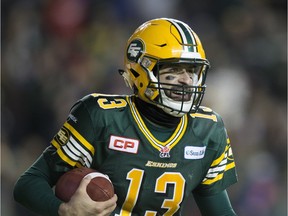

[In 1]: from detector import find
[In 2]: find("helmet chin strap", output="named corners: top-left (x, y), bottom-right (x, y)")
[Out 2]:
top-left (161, 106), bottom-right (185, 117)
top-left (159, 89), bottom-right (193, 117)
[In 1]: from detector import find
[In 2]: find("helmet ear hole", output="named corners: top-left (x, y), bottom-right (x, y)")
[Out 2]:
top-left (130, 68), bottom-right (140, 78)
top-left (140, 83), bottom-right (143, 88)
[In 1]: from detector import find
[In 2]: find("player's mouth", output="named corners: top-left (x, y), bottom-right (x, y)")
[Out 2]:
top-left (164, 88), bottom-right (192, 101)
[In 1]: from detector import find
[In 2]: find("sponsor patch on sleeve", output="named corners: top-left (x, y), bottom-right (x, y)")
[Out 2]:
top-left (184, 146), bottom-right (206, 159)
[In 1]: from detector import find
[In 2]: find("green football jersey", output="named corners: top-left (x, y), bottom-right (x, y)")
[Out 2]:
top-left (49, 93), bottom-right (237, 216)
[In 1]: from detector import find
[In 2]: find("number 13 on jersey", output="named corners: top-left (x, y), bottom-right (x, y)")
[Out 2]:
top-left (116, 168), bottom-right (186, 216)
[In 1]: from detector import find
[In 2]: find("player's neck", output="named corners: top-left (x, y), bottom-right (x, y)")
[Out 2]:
top-left (134, 97), bottom-right (181, 128)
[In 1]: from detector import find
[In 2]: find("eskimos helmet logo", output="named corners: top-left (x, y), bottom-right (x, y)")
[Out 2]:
top-left (127, 39), bottom-right (144, 62)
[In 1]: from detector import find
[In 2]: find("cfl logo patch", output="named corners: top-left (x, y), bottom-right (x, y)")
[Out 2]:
top-left (128, 43), bottom-right (141, 57)
top-left (159, 146), bottom-right (171, 158)
top-left (127, 39), bottom-right (144, 62)
top-left (55, 127), bottom-right (70, 146)
top-left (108, 135), bottom-right (139, 154)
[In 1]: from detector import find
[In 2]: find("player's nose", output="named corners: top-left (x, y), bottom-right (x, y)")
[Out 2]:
top-left (178, 70), bottom-right (192, 85)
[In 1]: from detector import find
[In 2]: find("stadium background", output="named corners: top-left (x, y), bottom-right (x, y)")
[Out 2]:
top-left (1, 0), bottom-right (287, 215)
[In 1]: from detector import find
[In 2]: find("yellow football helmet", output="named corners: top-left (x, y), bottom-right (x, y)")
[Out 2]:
top-left (121, 18), bottom-right (210, 117)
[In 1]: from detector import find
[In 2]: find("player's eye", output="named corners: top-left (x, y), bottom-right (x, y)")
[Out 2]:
top-left (165, 75), bottom-right (176, 80)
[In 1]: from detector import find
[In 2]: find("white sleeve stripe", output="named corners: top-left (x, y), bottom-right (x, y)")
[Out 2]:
top-left (61, 138), bottom-right (93, 167)
top-left (205, 166), bottom-right (227, 178)
top-left (62, 145), bottom-right (81, 162)
top-left (204, 155), bottom-right (228, 179)
top-left (206, 164), bottom-right (227, 174)
top-left (70, 136), bottom-right (93, 164)
top-left (65, 141), bottom-right (90, 167)
top-left (205, 173), bottom-right (217, 178)
top-left (218, 157), bottom-right (227, 166)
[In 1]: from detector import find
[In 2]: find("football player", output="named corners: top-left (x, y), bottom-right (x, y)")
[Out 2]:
top-left (14, 18), bottom-right (238, 216)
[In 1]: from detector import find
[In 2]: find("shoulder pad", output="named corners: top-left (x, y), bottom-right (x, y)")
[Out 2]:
top-left (197, 106), bottom-right (214, 114)
top-left (81, 93), bottom-right (129, 110)
top-left (189, 106), bottom-right (222, 123)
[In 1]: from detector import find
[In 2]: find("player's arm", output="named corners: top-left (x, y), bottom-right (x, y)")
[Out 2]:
top-left (192, 110), bottom-right (238, 215)
top-left (13, 153), bottom-right (62, 216)
top-left (14, 99), bottom-right (91, 215)
top-left (193, 190), bottom-right (237, 216)
top-left (14, 151), bottom-right (117, 216)
top-left (14, 96), bottom-right (116, 215)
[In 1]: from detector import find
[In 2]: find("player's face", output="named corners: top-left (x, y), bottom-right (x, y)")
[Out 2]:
top-left (158, 64), bottom-right (200, 101)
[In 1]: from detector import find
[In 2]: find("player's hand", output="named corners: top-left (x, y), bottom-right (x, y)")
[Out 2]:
top-left (58, 175), bottom-right (117, 216)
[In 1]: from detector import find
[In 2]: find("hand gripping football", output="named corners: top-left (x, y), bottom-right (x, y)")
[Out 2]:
top-left (55, 167), bottom-right (114, 202)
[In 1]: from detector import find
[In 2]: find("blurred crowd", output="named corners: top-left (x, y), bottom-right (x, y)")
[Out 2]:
top-left (1, 0), bottom-right (287, 215)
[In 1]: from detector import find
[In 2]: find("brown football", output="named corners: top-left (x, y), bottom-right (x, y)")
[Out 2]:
top-left (55, 167), bottom-right (114, 202)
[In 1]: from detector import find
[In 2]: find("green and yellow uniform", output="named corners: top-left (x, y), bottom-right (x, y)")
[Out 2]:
top-left (14, 93), bottom-right (237, 216)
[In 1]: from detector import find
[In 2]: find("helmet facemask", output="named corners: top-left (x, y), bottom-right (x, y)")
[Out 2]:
top-left (145, 58), bottom-right (209, 117)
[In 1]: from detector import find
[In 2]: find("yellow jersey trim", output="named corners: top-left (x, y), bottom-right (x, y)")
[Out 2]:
top-left (63, 122), bottom-right (95, 155)
top-left (127, 96), bottom-right (187, 151)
